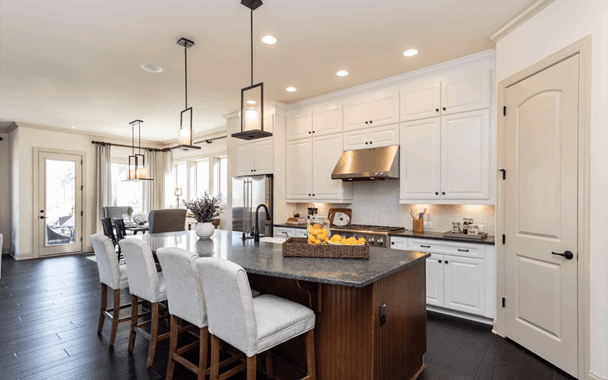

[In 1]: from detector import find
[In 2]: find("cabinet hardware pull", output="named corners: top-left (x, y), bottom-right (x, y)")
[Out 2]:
top-left (308, 194), bottom-right (311, 196)
top-left (312, 194), bottom-right (315, 196)
top-left (308, 131), bottom-right (312, 134)
top-left (421, 245), bottom-right (431, 248)
top-left (312, 131), bottom-right (315, 133)
top-left (438, 260), bottom-right (442, 263)
top-left (458, 249), bottom-right (469, 252)
top-left (365, 121), bottom-right (369, 124)
top-left (365, 142), bottom-right (369, 145)
top-left (435, 108), bottom-right (439, 112)
top-left (370, 120), bottom-right (373, 123)
top-left (435, 192), bottom-right (439, 195)
top-left (391, 242), bottom-right (395, 245)
top-left (443, 107), bottom-right (446, 111)
top-left (369, 141), bottom-right (373, 144)
top-left (442, 192), bottom-right (446, 195)
top-left (445, 260), bottom-right (449, 264)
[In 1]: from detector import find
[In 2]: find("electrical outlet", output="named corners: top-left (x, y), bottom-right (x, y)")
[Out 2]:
top-left (424, 222), bottom-right (433, 230)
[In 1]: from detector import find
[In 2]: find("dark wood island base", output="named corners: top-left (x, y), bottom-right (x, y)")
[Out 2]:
top-left (248, 260), bottom-right (427, 380)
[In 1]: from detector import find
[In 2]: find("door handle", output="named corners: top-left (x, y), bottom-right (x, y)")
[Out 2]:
top-left (552, 250), bottom-right (574, 260)
top-left (39, 216), bottom-right (48, 219)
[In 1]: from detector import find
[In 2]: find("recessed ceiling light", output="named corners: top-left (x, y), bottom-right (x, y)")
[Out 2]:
top-left (71, 127), bottom-right (76, 129)
top-left (141, 63), bottom-right (163, 73)
top-left (247, 100), bottom-right (257, 105)
top-left (262, 35), bottom-right (277, 45)
top-left (336, 70), bottom-right (349, 77)
top-left (403, 49), bottom-right (418, 57)
top-left (286, 87), bottom-right (297, 92)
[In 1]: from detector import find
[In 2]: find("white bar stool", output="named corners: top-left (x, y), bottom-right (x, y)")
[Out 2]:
top-left (196, 257), bottom-right (317, 380)
top-left (120, 238), bottom-right (169, 367)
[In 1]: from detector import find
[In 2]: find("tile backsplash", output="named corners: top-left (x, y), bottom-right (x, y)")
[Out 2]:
top-left (290, 180), bottom-right (495, 234)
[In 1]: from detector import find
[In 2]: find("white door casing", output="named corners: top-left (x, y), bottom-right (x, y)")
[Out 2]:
top-left (504, 55), bottom-right (579, 377)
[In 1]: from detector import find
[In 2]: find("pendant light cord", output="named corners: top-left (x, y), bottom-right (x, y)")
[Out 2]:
top-left (184, 44), bottom-right (188, 109)
top-left (251, 9), bottom-right (254, 86)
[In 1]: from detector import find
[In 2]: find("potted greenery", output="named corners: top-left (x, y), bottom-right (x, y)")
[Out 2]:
top-left (183, 192), bottom-right (222, 239)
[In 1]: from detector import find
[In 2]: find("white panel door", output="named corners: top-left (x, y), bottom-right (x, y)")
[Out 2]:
top-left (504, 55), bottom-right (579, 377)
top-left (400, 82), bottom-right (441, 122)
top-left (440, 109), bottom-right (490, 200)
top-left (236, 143), bottom-right (255, 176)
top-left (426, 253), bottom-right (444, 307)
top-left (370, 91), bottom-right (399, 127)
top-left (441, 70), bottom-right (490, 115)
top-left (254, 139), bottom-right (273, 174)
top-left (312, 134), bottom-right (344, 200)
top-left (443, 255), bottom-right (486, 315)
top-left (313, 104), bottom-right (343, 136)
top-left (367, 124), bottom-right (399, 148)
top-left (286, 111), bottom-right (313, 141)
top-left (286, 139), bottom-right (313, 201)
top-left (400, 119), bottom-right (441, 201)
top-left (343, 129), bottom-right (369, 150)
top-left (343, 97), bottom-right (370, 131)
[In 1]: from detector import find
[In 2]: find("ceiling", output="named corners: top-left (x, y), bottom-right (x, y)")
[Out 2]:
top-left (0, 0), bottom-right (532, 142)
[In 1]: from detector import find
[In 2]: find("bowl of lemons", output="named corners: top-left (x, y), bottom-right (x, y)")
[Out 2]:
top-left (328, 234), bottom-right (367, 246)
top-left (307, 224), bottom-right (330, 245)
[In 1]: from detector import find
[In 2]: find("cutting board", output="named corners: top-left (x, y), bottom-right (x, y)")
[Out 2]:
top-left (328, 208), bottom-right (352, 227)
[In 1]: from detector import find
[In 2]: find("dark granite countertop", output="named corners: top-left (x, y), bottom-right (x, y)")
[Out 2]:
top-left (274, 224), bottom-right (495, 245)
top-left (134, 230), bottom-right (429, 288)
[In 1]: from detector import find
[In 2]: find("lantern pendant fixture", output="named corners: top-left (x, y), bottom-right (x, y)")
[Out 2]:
top-left (171, 37), bottom-right (201, 151)
top-left (231, 0), bottom-right (272, 141)
top-left (123, 120), bottom-right (153, 182)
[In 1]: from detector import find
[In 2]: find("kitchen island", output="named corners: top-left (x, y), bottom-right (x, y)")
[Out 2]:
top-left (138, 230), bottom-right (429, 380)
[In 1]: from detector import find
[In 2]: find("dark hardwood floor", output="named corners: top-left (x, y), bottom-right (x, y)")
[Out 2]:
top-left (0, 254), bottom-right (576, 380)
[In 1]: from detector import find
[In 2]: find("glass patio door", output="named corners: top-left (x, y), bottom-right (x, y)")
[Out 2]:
top-left (38, 152), bottom-right (83, 256)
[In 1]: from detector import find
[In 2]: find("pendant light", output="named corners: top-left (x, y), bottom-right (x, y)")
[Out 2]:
top-left (171, 38), bottom-right (201, 151)
top-left (124, 120), bottom-right (153, 181)
top-left (231, 0), bottom-right (272, 141)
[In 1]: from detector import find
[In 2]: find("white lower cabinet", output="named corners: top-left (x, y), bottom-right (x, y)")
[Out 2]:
top-left (426, 253), bottom-right (445, 307)
top-left (443, 255), bottom-right (486, 316)
top-left (273, 227), bottom-right (307, 239)
top-left (236, 138), bottom-right (274, 176)
top-left (294, 229), bottom-right (309, 238)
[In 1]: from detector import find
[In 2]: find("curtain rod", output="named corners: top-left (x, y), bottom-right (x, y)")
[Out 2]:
top-left (91, 141), bottom-right (170, 152)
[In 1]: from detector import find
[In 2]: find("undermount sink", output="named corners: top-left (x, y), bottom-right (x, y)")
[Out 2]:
top-left (260, 237), bottom-right (286, 244)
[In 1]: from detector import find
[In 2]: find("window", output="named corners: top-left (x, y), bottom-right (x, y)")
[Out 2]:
top-left (172, 154), bottom-right (226, 206)
top-left (110, 162), bottom-right (143, 213)
top-left (214, 156), bottom-right (227, 204)
top-left (196, 159), bottom-right (210, 198)
top-left (175, 162), bottom-right (187, 197)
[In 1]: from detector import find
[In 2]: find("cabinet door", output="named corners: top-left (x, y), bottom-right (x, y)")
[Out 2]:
top-left (263, 111), bottom-right (274, 134)
top-left (313, 104), bottom-right (343, 136)
top-left (286, 111), bottom-right (313, 141)
top-left (400, 82), bottom-right (441, 122)
top-left (368, 124), bottom-right (399, 148)
top-left (441, 70), bottom-right (490, 115)
top-left (440, 109), bottom-right (490, 200)
top-left (426, 253), bottom-right (444, 307)
top-left (254, 139), bottom-right (273, 174)
top-left (343, 97), bottom-right (370, 131)
top-left (400, 119), bottom-right (441, 201)
top-left (236, 143), bottom-right (255, 176)
top-left (294, 229), bottom-right (309, 238)
top-left (286, 139), bottom-right (313, 201)
top-left (312, 134), bottom-right (345, 200)
top-left (443, 255), bottom-right (486, 316)
top-left (370, 91), bottom-right (399, 126)
top-left (343, 129), bottom-right (369, 150)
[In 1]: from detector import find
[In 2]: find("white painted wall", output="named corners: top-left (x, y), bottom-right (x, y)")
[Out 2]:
top-left (0, 132), bottom-right (10, 254)
top-left (496, 0), bottom-right (608, 377)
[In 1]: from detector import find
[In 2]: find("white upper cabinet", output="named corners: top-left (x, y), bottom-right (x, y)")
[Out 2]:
top-left (286, 139), bottom-right (313, 200)
top-left (312, 134), bottom-right (347, 199)
top-left (441, 70), bottom-right (490, 115)
top-left (400, 82), bottom-right (441, 122)
top-left (343, 124), bottom-right (399, 151)
top-left (236, 138), bottom-right (274, 176)
top-left (441, 109), bottom-right (490, 200)
top-left (286, 111), bottom-right (313, 141)
top-left (343, 97), bottom-right (370, 131)
top-left (263, 110), bottom-right (275, 134)
top-left (369, 91), bottom-right (400, 127)
top-left (312, 104), bottom-right (343, 136)
top-left (400, 118), bottom-right (441, 200)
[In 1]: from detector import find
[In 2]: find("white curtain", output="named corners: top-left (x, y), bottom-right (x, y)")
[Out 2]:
top-left (144, 150), bottom-right (172, 213)
top-left (95, 143), bottom-right (112, 232)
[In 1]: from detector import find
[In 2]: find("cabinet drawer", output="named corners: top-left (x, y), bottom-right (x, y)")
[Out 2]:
top-left (408, 238), bottom-right (485, 259)
top-left (389, 236), bottom-right (408, 250)
top-left (274, 227), bottom-right (296, 239)
top-left (294, 229), bottom-right (309, 238)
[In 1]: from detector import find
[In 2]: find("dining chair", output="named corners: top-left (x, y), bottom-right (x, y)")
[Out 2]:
top-left (196, 257), bottom-right (317, 380)
top-left (120, 238), bottom-right (169, 367)
top-left (114, 218), bottom-right (127, 240)
top-left (101, 217), bottom-right (120, 256)
top-left (148, 209), bottom-right (187, 234)
top-left (102, 206), bottom-right (134, 226)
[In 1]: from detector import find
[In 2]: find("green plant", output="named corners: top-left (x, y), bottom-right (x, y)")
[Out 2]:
top-left (182, 192), bottom-right (222, 223)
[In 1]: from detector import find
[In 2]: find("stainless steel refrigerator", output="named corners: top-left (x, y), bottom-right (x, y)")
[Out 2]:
top-left (232, 175), bottom-right (273, 239)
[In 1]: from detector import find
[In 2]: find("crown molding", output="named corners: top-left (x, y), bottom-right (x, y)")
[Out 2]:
top-left (489, 0), bottom-right (555, 48)
top-left (283, 49), bottom-right (495, 111)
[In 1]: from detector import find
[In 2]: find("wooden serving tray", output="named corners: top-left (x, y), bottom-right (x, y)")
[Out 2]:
top-left (442, 231), bottom-right (488, 240)
top-left (282, 237), bottom-right (369, 260)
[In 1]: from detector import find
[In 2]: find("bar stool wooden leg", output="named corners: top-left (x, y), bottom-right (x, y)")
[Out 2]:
top-left (109, 289), bottom-right (121, 346)
top-left (247, 355), bottom-right (257, 380)
top-left (210, 335), bottom-right (220, 380)
top-left (198, 327), bottom-right (208, 380)
top-left (147, 303), bottom-right (159, 367)
top-left (128, 295), bottom-right (138, 352)
top-left (265, 349), bottom-right (273, 379)
top-left (97, 284), bottom-right (108, 334)
top-left (305, 330), bottom-right (316, 380)
top-left (166, 315), bottom-right (178, 380)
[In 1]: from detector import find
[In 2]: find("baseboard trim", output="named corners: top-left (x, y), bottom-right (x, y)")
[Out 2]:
top-left (427, 305), bottom-right (494, 325)
top-left (589, 371), bottom-right (607, 380)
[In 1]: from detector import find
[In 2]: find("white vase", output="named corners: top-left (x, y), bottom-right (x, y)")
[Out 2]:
top-left (195, 222), bottom-right (215, 239)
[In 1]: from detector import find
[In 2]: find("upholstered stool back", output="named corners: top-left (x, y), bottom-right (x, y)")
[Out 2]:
top-left (90, 234), bottom-right (125, 289)
top-left (120, 239), bottom-right (164, 303)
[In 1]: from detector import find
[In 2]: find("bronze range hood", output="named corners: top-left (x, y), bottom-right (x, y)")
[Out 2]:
top-left (331, 145), bottom-right (400, 181)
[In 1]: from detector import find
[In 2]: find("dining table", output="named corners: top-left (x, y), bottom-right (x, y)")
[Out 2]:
top-left (125, 223), bottom-right (149, 234)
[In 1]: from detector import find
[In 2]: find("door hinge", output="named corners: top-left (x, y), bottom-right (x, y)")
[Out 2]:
top-left (81, 211), bottom-right (84, 217)
top-left (80, 237), bottom-right (83, 242)
top-left (503, 106), bottom-right (506, 116)
top-left (502, 298), bottom-right (506, 308)
top-left (502, 234), bottom-right (506, 244)
top-left (499, 169), bottom-right (506, 180)
top-left (81, 185), bottom-right (84, 191)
